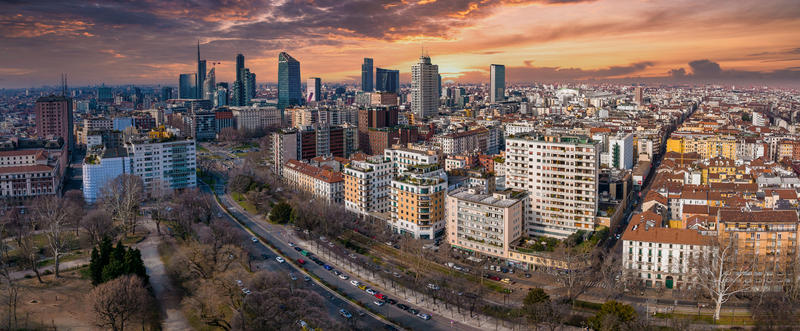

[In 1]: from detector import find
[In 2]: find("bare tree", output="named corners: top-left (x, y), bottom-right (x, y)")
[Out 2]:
top-left (548, 245), bottom-right (598, 303)
top-left (692, 237), bottom-right (752, 321)
top-left (148, 178), bottom-right (172, 235)
top-left (15, 223), bottom-right (43, 283)
top-left (89, 275), bottom-right (151, 331)
top-left (63, 189), bottom-right (86, 237)
top-left (101, 174), bottom-right (144, 235)
top-left (82, 209), bottom-right (115, 246)
top-left (30, 195), bottom-right (76, 278)
top-left (0, 223), bottom-right (20, 329)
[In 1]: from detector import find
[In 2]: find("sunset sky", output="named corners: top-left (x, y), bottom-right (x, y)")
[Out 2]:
top-left (1, 0), bottom-right (799, 88)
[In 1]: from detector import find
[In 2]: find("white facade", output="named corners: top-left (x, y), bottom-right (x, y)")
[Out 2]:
top-left (384, 147), bottom-right (440, 175)
top-left (270, 130), bottom-right (298, 175)
top-left (505, 133), bottom-right (600, 238)
top-left (232, 106), bottom-right (281, 132)
top-left (446, 187), bottom-right (526, 259)
top-left (125, 138), bottom-right (196, 192)
top-left (344, 156), bottom-right (393, 215)
top-left (411, 56), bottom-right (439, 119)
top-left (608, 132), bottom-right (634, 170)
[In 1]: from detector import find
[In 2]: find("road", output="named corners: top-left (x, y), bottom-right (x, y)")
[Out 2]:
top-left (199, 180), bottom-right (397, 330)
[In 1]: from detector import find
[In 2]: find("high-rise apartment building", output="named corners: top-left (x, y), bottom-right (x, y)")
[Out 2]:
top-left (233, 54), bottom-right (246, 106)
top-left (125, 134), bottom-right (197, 192)
top-left (344, 155), bottom-right (393, 216)
top-left (362, 58), bottom-right (374, 92)
top-left (236, 53), bottom-right (245, 82)
top-left (197, 42), bottom-right (206, 99)
top-left (244, 69), bottom-right (256, 102)
top-left (376, 68), bottom-right (400, 94)
top-left (634, 86), bottom-right (643, 105)
top-left (203, 68), bottom-right (215, 100)
top-left (505, 132), bottom-right (600, 238)
top-left (389, 164), bottom-right (447, 239)
top-left (179, 73), bottom-right (197, 99)
top-left (490, 64), bottom-right (505, 103)
top-left (608, 132), bottom-right (634, 170)
top-left (278, 52), bottom-right (302, 112)
top-left (307, 77), bottom-right (321, 102)
top-left (35, 95), bottom-right (74, 152)
top-left (411, 56), bottom-right (439, 119)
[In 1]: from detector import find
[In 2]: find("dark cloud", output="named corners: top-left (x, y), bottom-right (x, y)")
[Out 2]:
top-left (667, 59), bottom-right (800, 84)
top-left (451, 61), bottom-right (655, 82)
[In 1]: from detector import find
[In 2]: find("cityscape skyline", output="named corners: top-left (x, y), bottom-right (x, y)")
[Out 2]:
top-left (1, 0), bottom-right (800, 88)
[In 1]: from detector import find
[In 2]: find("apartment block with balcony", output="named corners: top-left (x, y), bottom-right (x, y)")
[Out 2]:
top-left (446, 187), bottom-right (527, 259)
top-left (283, 159), bottom-right (344, 204)
top-left (344, 155), bottom-right (393, 216)
top-left (505, 132), bottom-right (600, 239)
top-left (124, 135), bottom-right (196, 193)
top-left (384, 145), bottom-right (441, 175)
top-left (389, 164), bottom-right (447, 239)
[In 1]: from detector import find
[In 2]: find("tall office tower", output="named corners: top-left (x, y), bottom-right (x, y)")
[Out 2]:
top-left (232, 81), bottom-right (244, 106)
top-left (307, 77), bottom-right (321, 102)
top-left (490, 64), bottom-right (505, 103)
top-left (376, 68), bottom-right (399, 94)
top-left (236, 53), bottom-right (245, 82)
top-left (278, 52), bottom-right (301, 112)
top-left (35, 95), bottom-right (74, 152)
top-left (160, 86), bottom-right (173, 101)
top-left (97, 86), bottom-right (113, 103)
top-left (634, 86), bottom-right (643, 105)
top-left (203, 68), bottom-right (216, 100)
top-left (196, 42), bottom-right (207, 99)
top-left (214, 85), bottom-right (228, 107)
top-left (505, 132), bottom-right (600, 239)
top-left (411, 55), bottom-right (439, 119)
top-left (179, 73), bottom-right (197, 99)
top-left (361, 58), bottom-right (374, 92)
top-left (244, 69), bottom-right (256, 102)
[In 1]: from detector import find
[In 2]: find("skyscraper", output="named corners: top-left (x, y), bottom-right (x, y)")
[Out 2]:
top-left (244, 69), bottom-right (256, 102)
top-left (307, 77), bottom-right (321, 102)
top-left (634, 86), bottom-right (644, 105)
top-left (411, 55), bottom-right (439, 119)
top-left (236, 53), bottom-right (245, 82)
top-left (376, 68), bottom-right (399, 94)
top-left (203, 67), bottom-right (216, 100)
top-left (361, 58), bottom-right (373, 92)
top-left (35, 95), bottom-right (74, 152)
top-left (197, 42), bottom-right (206, 100)
top-left (278, 52), bottom-right (301, 112)
top-left (490, 64), bottom-right (505, 103)
top-left (161, 86), bottom-right (173, 101)
top-left (179, 73), bottom-right (197, 99)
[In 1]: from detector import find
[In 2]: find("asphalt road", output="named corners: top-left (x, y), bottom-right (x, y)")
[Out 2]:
top-left (200, 181), bottom-right (393, 330)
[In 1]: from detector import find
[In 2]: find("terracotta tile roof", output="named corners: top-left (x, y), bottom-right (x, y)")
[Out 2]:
top-left (682, 204), bottom-right (710, 215)
top-left (285, 160), bottom-right (343, 183)
top-left (0, 165), bottom-right (54, 174)
top-left (644, 191), bottom-right (667, 206)
top-left (718, 209), bottom-right (798, 223)
top-left (764, 189), bottom-right (798, 200)
top-left (622, 211), bottom-right (709, 245)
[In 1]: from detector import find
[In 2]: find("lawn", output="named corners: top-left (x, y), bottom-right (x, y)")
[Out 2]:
top-left (15, 267), bottom-right (95, 329)
top-left (231, 192), bottom-right (259, 214)
top-left (196, 145), bottom-right (210, 153)
top-left (654, 311), bottom-right (755, 326)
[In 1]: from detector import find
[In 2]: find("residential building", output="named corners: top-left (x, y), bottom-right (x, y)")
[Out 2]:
top-left (270, 129), bottom-right (298, 175)
top-left (344, 155), bottom-right (393, 215)
top-left (411, 55), bottom-right (439, 119)
top-left (439, 128), bottom-right (489, 155)
top-left (505, 132), bottom-right (600, 238)
top-left (35, 95), bottom-right (74, 152)
top-left (82, 147), bottom-right (129, 203)
top-left (390, 164), bottom-right (447, 239)
top-left (608, 132), bottom-right (634, 170)
top-left (446, 186), bottom-right (527, 259)
top-left (384, 145), bottom-right (441, 174)
top-left (124, 133), bottom-right (196, 192)
top-left (282, 159), bottom-right (344, 204)
top-left (232, 106), bottom-right (282, 132)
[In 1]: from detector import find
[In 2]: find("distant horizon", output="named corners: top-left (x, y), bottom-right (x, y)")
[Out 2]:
top-left (1, 0), bottom-right (799, 89)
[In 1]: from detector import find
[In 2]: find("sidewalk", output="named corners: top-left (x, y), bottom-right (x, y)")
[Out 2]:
top-left (9, 258), bottom-right (89, 280)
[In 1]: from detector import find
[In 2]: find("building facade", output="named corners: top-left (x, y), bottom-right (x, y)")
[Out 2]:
top-left (490, 64), bottom-right (505, 103)
top-left (389, 164), bottom-right (447, 239)
top-left (411, 56), bottom-right (439, 119)
top-left (125, 136), bottom-right (197, 192)
top-left (361, 58), bottom-right (373, 92)
top-left (278, 52), bottom-right (302, 111)
top-left (35, 95), bottom-right (74, 152)
top-left (282, 159), bottom-right (344, 204)
top-left (344, 155), bottom-right (393, 216)
top-left (446, 187), bottom-right (527, 259)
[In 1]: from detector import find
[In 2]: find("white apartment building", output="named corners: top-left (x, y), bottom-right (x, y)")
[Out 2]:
top-left (621, 211), bottom-right (710, 289)
top-left (384, 146), bottom-right (440, 175)
top-left (344, 155), bottom-right (393, 216)
top-left (439, 128), bottom-right (489, 155)
top-left (125, 136), bottom-right (196, 192)
top-left (232, 106), bottom-right (281, 132)
top-left (270, 129), bottom-right (298, 175)
top-left (446, 187), bottom-right (527, 259)
top-left (411, 55), bottom-right (439, 119)
top-left (505, 132), bottom-right (600, 238)
top-left (608, 132), bottom-right (634, 170)
top-left (283, 160), bottom-right (344, 204)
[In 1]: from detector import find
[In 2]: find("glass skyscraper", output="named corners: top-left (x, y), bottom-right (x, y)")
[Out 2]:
top-left (361, 58), bottom-right (373, 92)
top-left (179, 73), bottom-right (197, 99)
top-left (490, 64), bottom-right (505, 103)
top-left (307, 77), bottom-right (321, 102)
top-left (376, 68), bottom-right (399, 94)
top-left (278, 52), bottom-right (301, 112)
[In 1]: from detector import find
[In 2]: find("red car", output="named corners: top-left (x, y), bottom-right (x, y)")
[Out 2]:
top-left (297, 258), bottom-right (306, 265)
top-left (489, 276), bottom-right (501, 281)
top-left (374, 293), bottom-right (386, 300)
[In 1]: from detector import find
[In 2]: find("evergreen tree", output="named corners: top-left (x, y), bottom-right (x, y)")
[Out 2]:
top-left (88, 239), bottom-right (149, 285)
top-left (89, 247), bottom-right (103, 285)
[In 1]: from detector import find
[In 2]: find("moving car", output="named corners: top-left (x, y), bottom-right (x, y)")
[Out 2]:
top-left (276, 256), bottom-right (285, 263)
top-left (339, 309), bottom-right (352, 319)
top-left (358, 284), bottom-right (367, 290)
top-left (304, 276), bottom-right (311, 282)
top-left (338, 274), bottom-right (349, 280)
top-left (385, 298), bottom-right (397, 305)
top-left (416, 313), bottom-right (431, 320)
top-left (289, 273), bottom-right (297, 281)
top-left (408, 308), bottom-right (419, 315)
top-left (374, 293), bottom-right (386, 300)
top-left (289, 242), bottom-right (296, 247)
top-left (373, 300), bottom-right (385, 306)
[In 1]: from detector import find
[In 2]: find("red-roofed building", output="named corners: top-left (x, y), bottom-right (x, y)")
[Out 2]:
top-left (282, 159), bottom-right (344, 203)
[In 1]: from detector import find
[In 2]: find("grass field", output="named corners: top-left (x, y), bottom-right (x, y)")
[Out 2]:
top-left (231, 191), bottom-right (259, 214)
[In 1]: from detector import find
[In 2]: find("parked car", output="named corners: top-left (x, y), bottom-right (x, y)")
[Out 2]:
top-left (289, 273), bottom-right (297, 281)
top-left (374, 300), bottom-right (385, 306)
top-left (333, 270), bottom-right (342, 276)
top-left (297, 258), bottom-right (306, 265)
top-left (236, 280), bottom-right (243, 287)
top-left (489, 276), bottom-right (501, 281)
top-left (276, 256), bottom-right (285, 263)
top-left (501, 278), bottom-right (512, 284)
top-left (417, 313), bottom-right (431, 320)
top-left (351, 280), bottom-right (361, 287)
top-left (524, 273), bottom-right (532, 278)
top-left (323, 265), bottom-right (333, 270)
top-left (385, 298), bottom-right (397, 305)
top-left (427, 283), bottom-right (440, 290)
top-left (374, 293), bottom-right (386, 300)
top-left (289, 242), bottom-right (296, 247)
top-left (339, 309), bottom-right (352, 319)
top-left (396, 304), bottom-right (409, 311)
top-left (338, 274), bottom-right (349, 280)
top-left (304, 275), bottom-right (311, 282)
top-left (261, 254), bottom-right (269, 260)
top-left (358, 284), bottom-right (368, 290)
top-left (250, 237), bottom-right (258, 243)
top-left (293, 247), bottom-right (302, 252)
top-left (408, 308), bottom-right (419, 315)
top-left (365, 288), bottom-right (377, 295)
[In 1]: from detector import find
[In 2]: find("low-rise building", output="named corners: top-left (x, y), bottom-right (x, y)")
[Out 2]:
top-left (282, 159), bottom-right (344, 204)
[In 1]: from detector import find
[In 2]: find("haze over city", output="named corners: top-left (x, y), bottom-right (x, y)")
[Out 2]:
top-left (1, 0), bottom-right (800, 88)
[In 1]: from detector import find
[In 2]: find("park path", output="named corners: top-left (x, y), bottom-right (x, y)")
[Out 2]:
top-left (136, 221), bottom-right (191, 331)
top-left (9, 258), bottom-right (89, 280)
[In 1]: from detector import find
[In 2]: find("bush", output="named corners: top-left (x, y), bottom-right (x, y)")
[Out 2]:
top-left (269, 201), bottom-right (293, 224)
